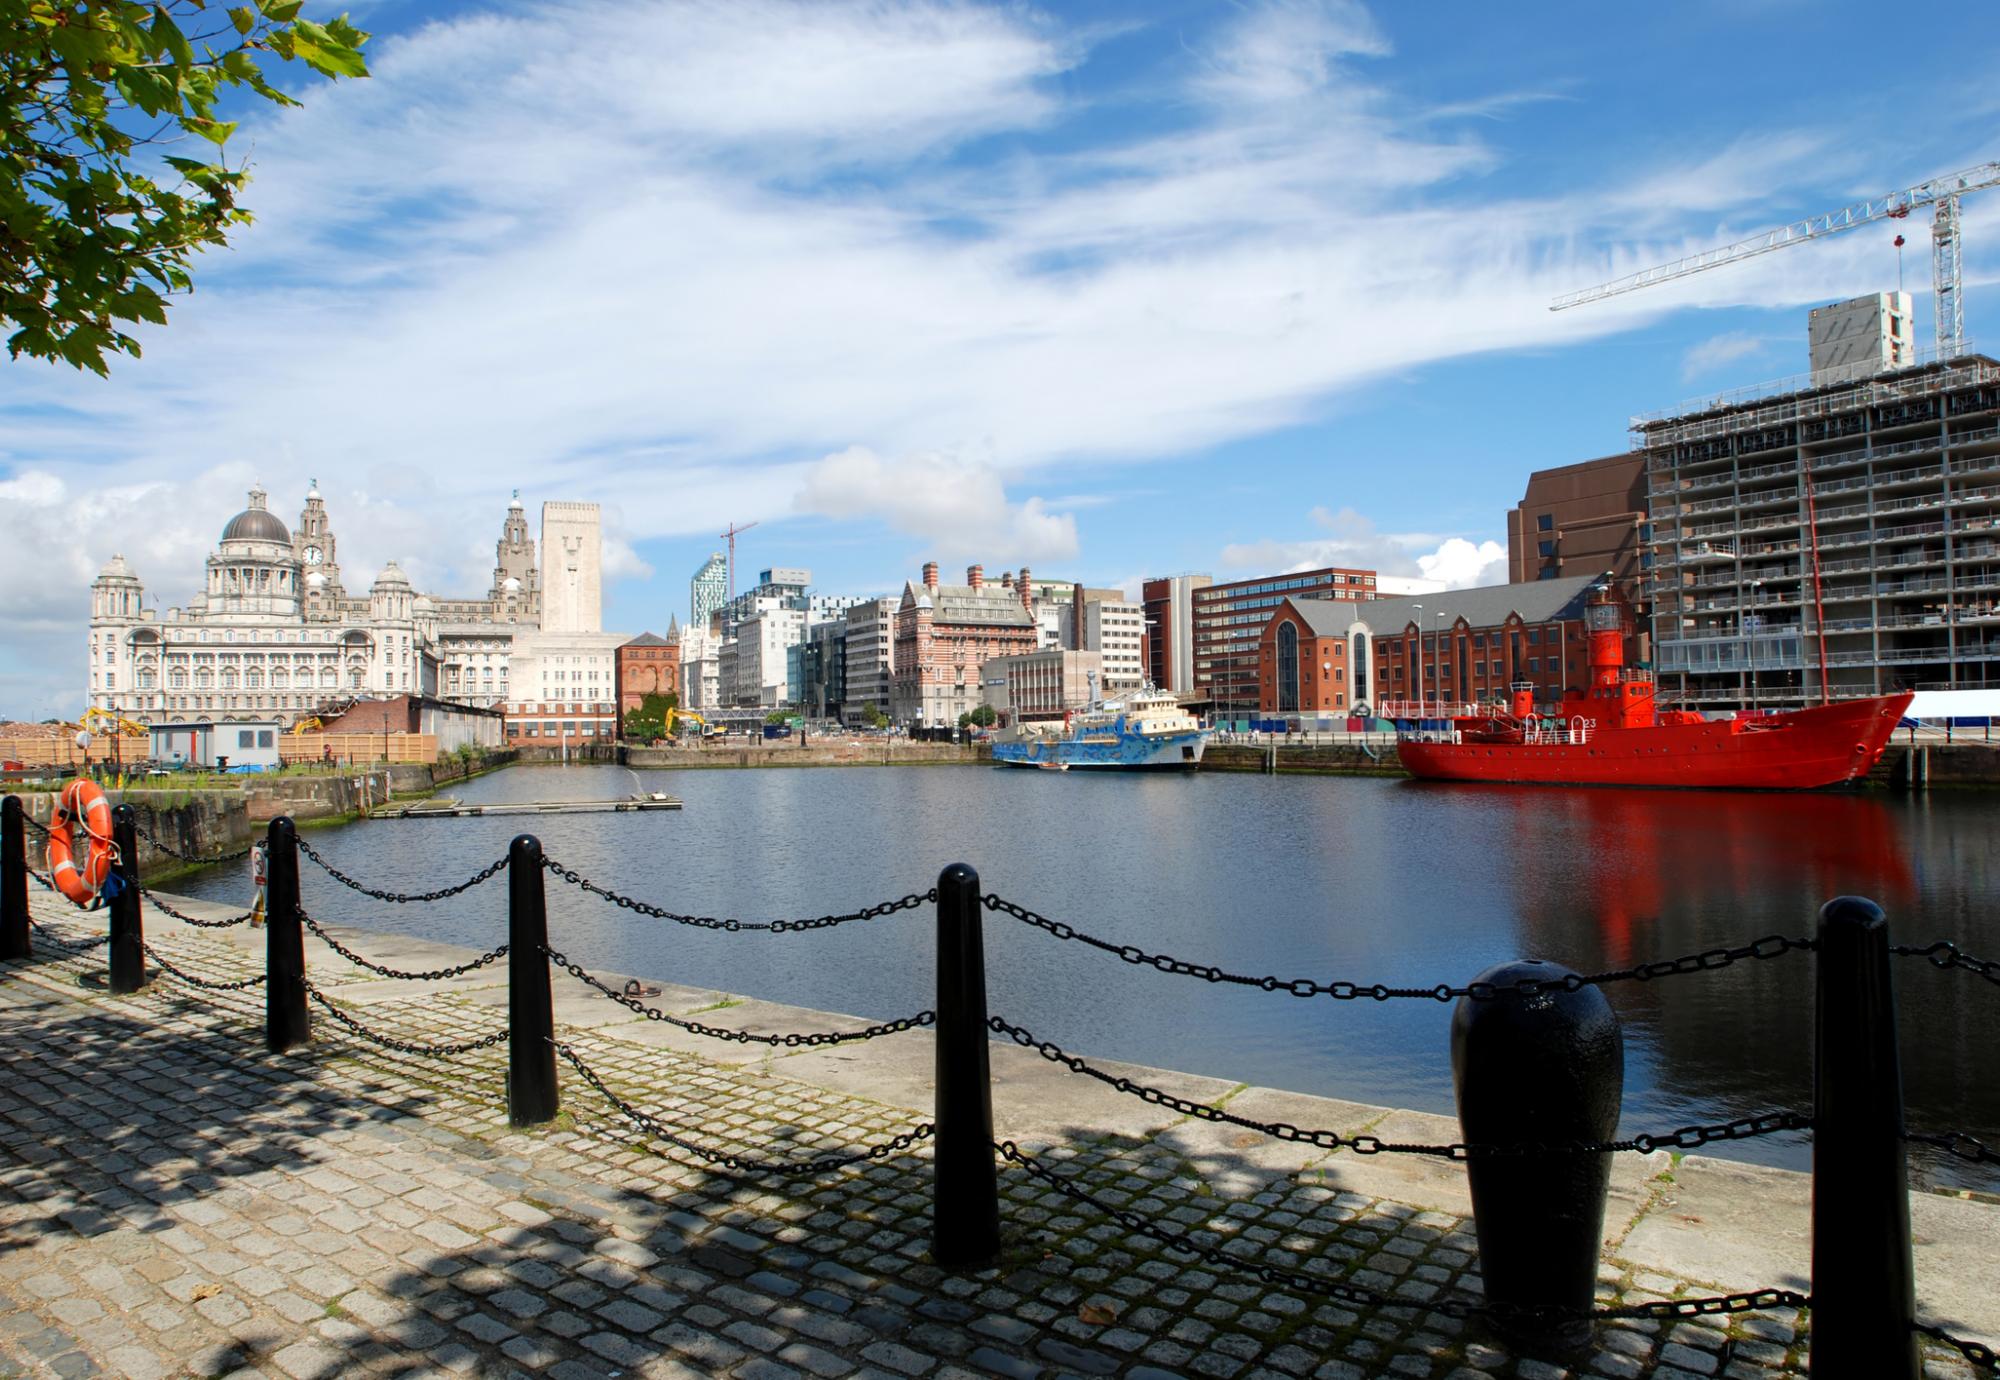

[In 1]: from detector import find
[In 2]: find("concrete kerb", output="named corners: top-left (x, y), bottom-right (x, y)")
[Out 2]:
top-left (8, 885), bottom-right (1999, 1378)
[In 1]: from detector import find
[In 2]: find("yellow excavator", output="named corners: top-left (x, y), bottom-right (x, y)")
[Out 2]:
top-left (78, 708), bottom-right (148, 738)
top-left (290, 716), bottom-right (324, 735)
top-left (662, 708), bottom-right (714, 738)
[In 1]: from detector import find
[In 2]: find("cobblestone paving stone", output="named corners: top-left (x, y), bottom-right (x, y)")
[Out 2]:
top-left (0, 900), bottom-right (1981, 1380)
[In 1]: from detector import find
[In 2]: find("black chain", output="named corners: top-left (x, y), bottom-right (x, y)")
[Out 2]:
top-left (543, 856), bottom-right (934, 934)
top-left (300, 909), bottom-right (507, 981)
top-left (996, 1140), bottom-right (1807, 1324)
top-left (552, 1039), bottom-right (934, 1176)
top-left (133, 821), bottom-right (254, 865)
top-left (140, 889), bottom-right (254, 929)
top-left (989, 1016), bottom-right (1809, 1158)
top-left (1895, 940), bottom-right (2000, 988)
top-left (544, 946), bottom-right (933, 1046)
top-left (985, 893), bottom-right (1812, 1000)
top-left (297, 836), bottom-right (510, 904)
top-left (1917, 1322), bottom-right (1999, 1369)
top-left (26, 920), bottom-right (111, 953)
top-left (20, 814), bottom-right (50, 838)
top-left (302, 981), bottom-right (509, 1057)
top-left (140, 941), bottom-right (267, 991)
top-left (1907, 1130), bottom-right (2000, 1167)
top-left (26, 867), bottom-right (55, 892)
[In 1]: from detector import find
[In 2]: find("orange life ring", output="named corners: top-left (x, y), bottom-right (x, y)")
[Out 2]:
top-left (47, 779), bottom-right (117, 908)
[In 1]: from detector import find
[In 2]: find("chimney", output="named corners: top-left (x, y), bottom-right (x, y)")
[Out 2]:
top-left (922, 561), bottom-right (939, 592)
top-left (967, 564), bottom-right (984, 590)
top-left (1073, 582), bottom-right (1087, 650)
top-left (1018, 566), bottom-right (1032, 609)
top-left (1001, 571), bottom-right (1015, 591)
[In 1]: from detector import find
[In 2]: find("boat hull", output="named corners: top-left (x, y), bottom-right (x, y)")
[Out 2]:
top-left (993, 731), bottom-right (1208, 770)
top-left (1396, 693), bottom-right (1912, 790)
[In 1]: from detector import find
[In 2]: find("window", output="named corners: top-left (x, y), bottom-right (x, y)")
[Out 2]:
top-left (1537, 514), bottom-right (1553, 531)
top-left (238, 731), bottom-right (254, 749)
top-left (1538, 540), bottom-right (1555, 558)
top-left (258, 731), bottom-right (274, 748)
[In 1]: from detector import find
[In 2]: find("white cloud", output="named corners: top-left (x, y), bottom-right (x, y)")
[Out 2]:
top-left (795, 447), bottom-right (1079, 563)
top-left (1217, 505), bottom-right (1506, 590)
top-left (1681, 330), bottom-right (1770, 381)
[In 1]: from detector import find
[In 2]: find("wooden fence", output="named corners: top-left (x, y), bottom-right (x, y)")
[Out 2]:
top-left (278, 734), bottom-right (439, 765)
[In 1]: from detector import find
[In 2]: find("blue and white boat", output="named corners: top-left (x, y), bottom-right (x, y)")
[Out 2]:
top-left (992, 688), bottom-right (1210, 771)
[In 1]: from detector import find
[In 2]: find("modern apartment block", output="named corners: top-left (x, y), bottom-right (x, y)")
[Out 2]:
top-left (1642, 353), bottom-right (2000, 706)
top-left (1141, 573), bottom-right (1211, 694)
top-left (1191, 566), bottom-right (1375, 714)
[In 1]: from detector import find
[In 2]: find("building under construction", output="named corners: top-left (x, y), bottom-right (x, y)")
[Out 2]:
top-left (1642, 333), bottom-right (2000, 707)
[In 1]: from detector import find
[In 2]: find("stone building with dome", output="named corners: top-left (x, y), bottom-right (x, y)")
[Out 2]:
top-left (85, 485), bottom-right (599, 729)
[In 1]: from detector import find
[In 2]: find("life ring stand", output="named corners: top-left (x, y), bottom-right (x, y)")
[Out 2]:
top-left (47, 779), bottom-right (119, 909)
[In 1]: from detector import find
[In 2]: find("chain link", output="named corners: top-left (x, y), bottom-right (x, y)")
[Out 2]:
top-left (132, 821), bottom-right (254, 865)
top-left (1907, 1129), bottom-right (2000, 1167)
top-left (300, 909), bottom-right (507, 980)
top-left (1915, 1322), bottom-right (1999, 1370)
top-left (552, 1039), bottom-right (933, 1176)
top-left (984, 893), bottom-right (1812, 1000)
top-left (1894, 940), bottom-right (2000, 988)
top-left (297, 836), bottom-right (510, 904)
top-left (302, 980), bottom-right (509, 1057)
top-left (140, 889), bottom-right (254, 929)
top-left (27, 920), bottom-right (111, 953)
top-left (544, 946), bottom-right (933, 1046)
top-left (996, 1140), bottom-right (1807, 1324)
top-left (988, 1016), bottom-right (1809, 1158)
top-left (140, 941), bottom-right (267, 991)
top-left (543, 856), bottom-right (934, 934)
top-left (20, 813), bottom-right (50, 838)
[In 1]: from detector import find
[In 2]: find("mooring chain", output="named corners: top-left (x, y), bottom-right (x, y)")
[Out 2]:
top-left (983, 894), bottom-right (1812, 1000)
top-left (301, 981), bottom-right (509, 1057)
top-left (19, 814), bottom-right (49, 838)
top-left (1915, 1321), bottom-right (2000, 1370)
top-left (1894, 940), bottom-right (2000, 988)
top-left (26, 920), bottom-right (111, 953)
top-left (296, 837), bottom-right (510, 904)
top-left (988, 1017), bottom-right (1809, 1158)
top-left (542, 856), bottom-right (935, 934)
top-left (139, 941), bottom-right (267, 992)
top-left (139, 889), bottom-right (254, 929)
top-left (550, 1039), bottom-right (934, 1176)
top-left (543, 946), bottom-right (933, 1047)
top-left (995, 1140), bottom-right (1807, 1325)
top-left (132, 822), bottom-right (254, 866)
top-left (1906, 1129), bottom-right (1999, 1167)
top-left (299, 909), bottom-right (508, 981)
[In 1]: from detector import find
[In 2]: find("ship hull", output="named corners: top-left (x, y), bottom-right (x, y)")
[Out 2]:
top-left (993, 731), bottom-right (1207, 770)
top-left (1396, 693), bottom-right (1912, 790)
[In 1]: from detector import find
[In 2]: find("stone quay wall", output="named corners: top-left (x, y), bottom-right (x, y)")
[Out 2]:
top-left (622, 741), bottom-right (986, 769)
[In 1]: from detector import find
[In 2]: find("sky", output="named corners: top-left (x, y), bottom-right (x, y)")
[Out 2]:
top-left (5, 0), bottom-right (2000, 717)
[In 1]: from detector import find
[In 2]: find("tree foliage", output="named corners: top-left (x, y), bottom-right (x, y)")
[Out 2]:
top-left (956, 704), bottom-right (996, 729)
top-left (2, 1), bottom-right (369, 373)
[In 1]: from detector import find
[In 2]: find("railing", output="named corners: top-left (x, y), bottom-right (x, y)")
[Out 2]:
top-left (1, 797), bottom-right (1994, 1374)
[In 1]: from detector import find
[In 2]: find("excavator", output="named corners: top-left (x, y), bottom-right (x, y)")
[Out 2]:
top-left (78, 707), bottom-right (148, 739)
top-left (663, 707), bottom-right (714, 738)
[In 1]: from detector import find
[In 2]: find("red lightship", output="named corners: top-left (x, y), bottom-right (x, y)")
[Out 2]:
top-left (1395, 588), bottom-right (1912, 791)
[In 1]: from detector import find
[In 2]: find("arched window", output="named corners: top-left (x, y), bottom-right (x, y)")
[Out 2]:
top-left (271, 668), bottom-right (288, 690)
top-left (1352, 633), bottom-right (1368, 696)
top-left (321, 667), bottom-right (337, 688)
top-left (245, 667), bottom-right (263, 689)
top-left (169, 667), bottom-right (188, 690)
top-left (136, 666), bottom-right (156, 690)
top-left (1276, 622), bottom-right (1299, 713)
top-left (194, 668), bottom-right (213, 690)
top-left (1458, 635), bottom-right (1469, 692)
top-left (220, 667), bottom-right (239, 689)
top-left (349, 665), bottom-right (365, 689)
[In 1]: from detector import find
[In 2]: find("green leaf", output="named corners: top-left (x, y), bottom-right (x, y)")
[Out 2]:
top-left (229, 7), bottom-right (256, 35)
top-left (260, 0), bottom-right (305, 20)
top-left (150, 8), bottom-right (195, 68)
top-left (184, 117), bottom-right (238, 147)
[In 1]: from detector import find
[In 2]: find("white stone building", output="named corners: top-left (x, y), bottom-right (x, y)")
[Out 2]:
top-left (841, 597), bottom-right (897, 723)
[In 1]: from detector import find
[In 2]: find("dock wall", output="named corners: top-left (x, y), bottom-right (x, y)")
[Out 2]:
top-left (622, 741), bottom-right (987, 770)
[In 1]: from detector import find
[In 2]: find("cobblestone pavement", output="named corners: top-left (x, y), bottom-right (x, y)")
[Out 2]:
top-left (0, 894), bottom-right (1987, 1380)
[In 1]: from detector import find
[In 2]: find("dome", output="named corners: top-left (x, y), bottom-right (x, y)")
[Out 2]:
top-left (305, 572), bottom-right (327, 589)
top-left (502, 576), bottom-right (522, 593)
top-left (96, 553), bottom-right (136, 581)
top-left (372, 561), bottom-right (411, 591)
top-left (221, 488), bottom-right (290, 544)
top-left (508, 489), bottom-right (524, 510)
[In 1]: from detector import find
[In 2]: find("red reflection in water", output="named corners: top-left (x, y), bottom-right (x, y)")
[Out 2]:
top-left (1474, 787), bottom-right (1913, 968)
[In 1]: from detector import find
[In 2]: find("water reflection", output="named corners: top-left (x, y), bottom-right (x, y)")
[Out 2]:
top-left (171, 766), bottom-right (1998, 1178)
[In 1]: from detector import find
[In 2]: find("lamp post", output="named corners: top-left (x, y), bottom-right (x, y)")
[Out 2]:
top-left (1434, 609), bottom-right (1450, 719)
top-left (1411, 604), bottom-right (1423, 719)
top-left (1743, 580), bottom-right (1764, 713)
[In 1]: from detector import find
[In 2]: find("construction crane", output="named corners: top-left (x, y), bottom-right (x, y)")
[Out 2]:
top-left (1553, 162), bottom-right (2000, 361)
top-left (720, 520), bottom-right (759, 599)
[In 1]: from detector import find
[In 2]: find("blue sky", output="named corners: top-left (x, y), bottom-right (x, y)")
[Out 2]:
top-left (5, 0), bottom-right (1999, 716)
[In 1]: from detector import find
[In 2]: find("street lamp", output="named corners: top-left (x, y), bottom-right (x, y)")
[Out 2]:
top-left (1435, 609), bottom-right (1450, 718)
top-left (1411, 603), bottom-right (1422, 719)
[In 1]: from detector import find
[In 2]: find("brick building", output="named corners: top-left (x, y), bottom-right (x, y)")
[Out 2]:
top-left (1192, 566), bottom-right (1375, 716)
top-left (1255, 601), bottom-right (1356, 714)
top-left (1506, 453), bottom-right (1647, 598)
top-left (1360, 575), bottom-right (1624, 714)
top-left (615, 629), bottom-right (681, 732)
top-left (891, 563), bottom-right (1040, 727)
top-left (1141, 573), bottom-right (1212, 694)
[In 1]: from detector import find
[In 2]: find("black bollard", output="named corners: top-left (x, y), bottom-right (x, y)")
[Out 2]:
top-left (107, 804), bottom-right (144, 993)
top-left (507, 835), bottom-right (558, 1127)
top-left (933, 862), bottom-right (999, 1266)
top-left (1, 796), bottom-right (29, 960)
top-left (1810, 897), bottom-right (1918, 1379)
top-left (265, 817), bottom-right (310, 1053)
top-left (1451, 958), bottom-right (1622, 1348)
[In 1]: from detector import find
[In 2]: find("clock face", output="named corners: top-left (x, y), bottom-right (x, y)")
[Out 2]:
top-left (304, 546), bottom-right (323, 565)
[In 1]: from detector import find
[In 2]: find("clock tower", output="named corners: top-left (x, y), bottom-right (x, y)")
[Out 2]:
top-left (294, 479), bottom-right (346, 618)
